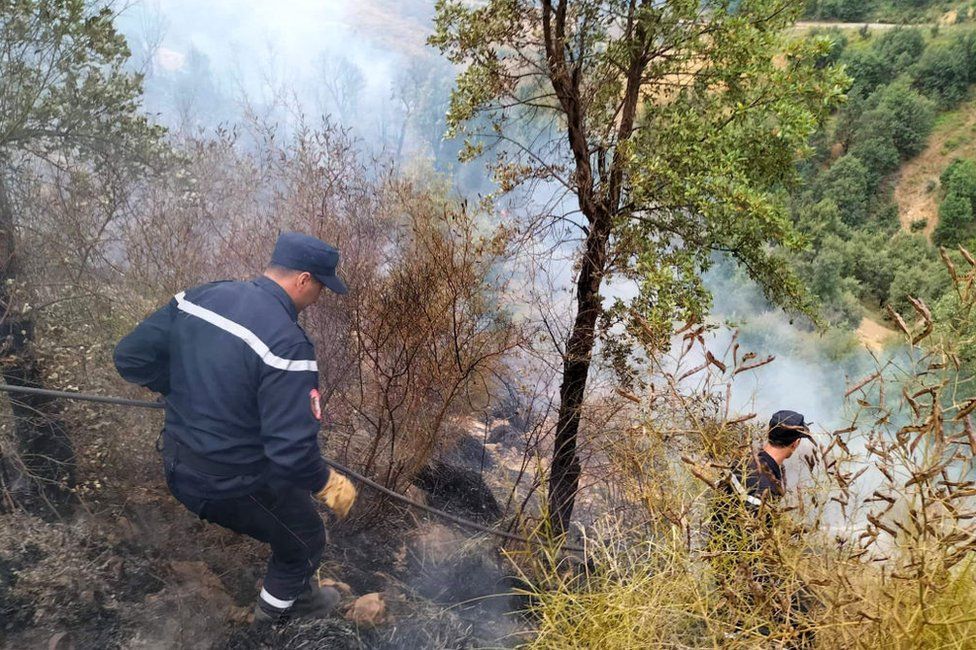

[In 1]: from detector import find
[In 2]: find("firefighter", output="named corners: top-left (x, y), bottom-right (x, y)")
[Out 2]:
top-left (113, 232), bottom-right (357, 628)
top-left (712, 409), bottom-right (815, 646)
top-left (725, 409), bottom-right (813, 508)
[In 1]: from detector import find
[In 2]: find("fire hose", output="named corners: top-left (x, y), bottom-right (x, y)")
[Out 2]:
top-left (0, 383), bottom-right (586, 554)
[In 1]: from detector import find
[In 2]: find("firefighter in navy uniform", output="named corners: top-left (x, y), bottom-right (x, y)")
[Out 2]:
top-left (113, 232), bottom-right (357, 628)
top-left (724, 410), bottom-right (813, 509)
top-left (712, 410), bottom-right (815, 646)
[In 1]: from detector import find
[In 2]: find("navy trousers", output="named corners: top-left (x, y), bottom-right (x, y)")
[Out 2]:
top-left (165, 467), bottom-right (326, 602)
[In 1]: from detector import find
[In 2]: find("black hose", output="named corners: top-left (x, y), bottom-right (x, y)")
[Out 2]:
top-left (0, 383), bottom-right (585, 554)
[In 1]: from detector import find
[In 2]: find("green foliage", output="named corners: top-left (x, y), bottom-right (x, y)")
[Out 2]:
top-left (876, 28), bottom-right (926, 69)
top-left (882, 233), bottom-right (950, 314)
top-left (842, 48), bottom-right (895, 97)
top-left (820, 155), bottom-right (871, 225)
top-left (942, 158), bottom-right (976, 199)
top-left (864, 82), bottom-right (935, 157)
top-left (432, 0), bottom-right (847, 346)
top-left (913, 38), bottom-right (972, 107)
top-left (0, 0), bottom-right (165, 166)
top-left (936, 192), bottom-right (975, 245)
top-left (819, 0), bottom-right (872, 21)
top-left (935, 159), bottom-right (976, 245)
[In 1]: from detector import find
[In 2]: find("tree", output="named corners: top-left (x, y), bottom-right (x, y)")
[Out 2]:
top-left (935, 192), bottom-right (974, 246)
top-left (431, 0), bottom-right (845, 535)
top-left (819, 0), bottom-right (870, 21)
top-left (941, 158), bottom-right (976, 201)
top-left (862, 82), bottom-right (934, 158)
top-left (820, 155), bottom-right (871, 226)
top-left (0, 0), bottom-right (164, 509)
top-left (841, 48), bottom-right (893, 97)
top-left (875, 28), bottom-right (925, 70)
top-left (913, 39), bottom-right (971, 107)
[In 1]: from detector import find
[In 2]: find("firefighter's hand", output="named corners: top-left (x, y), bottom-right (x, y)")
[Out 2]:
top-left (315, 471), bottom-right (357, 519)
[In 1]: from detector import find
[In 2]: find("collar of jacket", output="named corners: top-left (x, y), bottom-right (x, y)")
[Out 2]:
top-left (756, 449), bottom-right (783, 482)
top-left (253, 275), bottom-right (298, 322)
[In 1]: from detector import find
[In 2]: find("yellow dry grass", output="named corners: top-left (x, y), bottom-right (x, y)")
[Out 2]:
top-left (856, 314), bottom-right (896, 351)
top-left (895, 100), bottom-right (976, 238)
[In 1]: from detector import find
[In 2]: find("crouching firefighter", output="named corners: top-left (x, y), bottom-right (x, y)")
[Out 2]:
top-left (113, 232), bottom-right (358, 629)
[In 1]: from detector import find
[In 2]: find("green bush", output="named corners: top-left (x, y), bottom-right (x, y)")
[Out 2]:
top-left (843, 48), bottom-right (894, 97)
top-left (913, 40), bottom-right (971, 107)
top-left (875, 28), bottom-right (925, 70)
top-left (868, 82), bottom-right (935, 157)
top-left (820, 155), bottom-right (871, 226)
top-left (935, 192), bottom-right (975, 245)
top-left (848, 135), bottom-right (900, 189)
top-left (819, 0), bottom-right (872, 21)
top-left (941, 158), bottom-right (976, 200)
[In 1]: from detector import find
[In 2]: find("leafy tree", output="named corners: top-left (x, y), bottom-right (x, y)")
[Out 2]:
top-left (848, 136), bottom-right (899, 190)
top-left (864, 82), bottom-right (934, 158)
top-left (432, 0), bottom-right (846, 534)
top-left (875, 28), bottom-right (925, 70)
top-left (935, 192), bottom-right (974, 246)
top-left (842, 48), bottom-right (893, 97)
top-left (888, 262), bottom-right (946, 317)
top-left (941, 158), bottom-right (976, 201)
top-left (0, 0), bottom-right (164, 507)
top-left (820, 155), bottom-right (871, 226)
top-left (849, 231), bottom-right (897, 306)
top-left (819, 0), bottom-right (870, 22)
top-left (913, 39), bottom-right (971, 107)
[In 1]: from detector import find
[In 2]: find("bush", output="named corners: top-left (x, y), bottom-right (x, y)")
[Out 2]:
top-left (941, 158), bottom-right (976, 200)
top-left (913, 40), bottom-right (971, 107)
top-left (875, 28), bottom-right (925, 69)
top-left (888, 257), bottom-right (948, 315)
top-left (842, 48), bottom-right (893, 97)
top-left (848, 135), bottom-right (900, 189)
top-left (935, 192), bottom-right (975, 245)
top-left (866, 82), bottom-right (935, 158)
top-left (820, 155), bottom-right (871, 225)
top-left (819, 0), bottom-right (871, 21)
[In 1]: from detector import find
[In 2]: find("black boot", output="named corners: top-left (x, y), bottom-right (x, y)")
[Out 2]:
top-left (250, 590), bottom-right (289, 632)
top-left (289, 584), bottom-right (341, 620)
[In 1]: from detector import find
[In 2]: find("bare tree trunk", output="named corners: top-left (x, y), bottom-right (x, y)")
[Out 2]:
top-left (0, 170), bottom-right (75, 515)
top-left (547, 209), bottom-right (611, 536)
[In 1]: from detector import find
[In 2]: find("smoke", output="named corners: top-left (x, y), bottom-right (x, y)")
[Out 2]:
top-left (115, 0), bottom-right (462, 169)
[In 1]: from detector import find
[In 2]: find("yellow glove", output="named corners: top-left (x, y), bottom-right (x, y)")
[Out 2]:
top-left (315, 470), bottom-right (357, 519)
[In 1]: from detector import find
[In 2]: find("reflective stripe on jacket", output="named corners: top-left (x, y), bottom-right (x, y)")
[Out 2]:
top-left (114, 276), bottom-right (330, 498)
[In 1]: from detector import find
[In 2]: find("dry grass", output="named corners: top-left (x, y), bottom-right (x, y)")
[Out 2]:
top-left (894, 99), bottom-right (976, 238)
top-left (516, 250), bottom-right (976, 649)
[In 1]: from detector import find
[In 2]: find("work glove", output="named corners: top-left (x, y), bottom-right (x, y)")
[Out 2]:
top-left (315, 470), bottom-right (357, 519)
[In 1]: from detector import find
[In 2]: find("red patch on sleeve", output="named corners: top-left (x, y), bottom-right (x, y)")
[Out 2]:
top-left (309, 388), bottom-right (322, 421)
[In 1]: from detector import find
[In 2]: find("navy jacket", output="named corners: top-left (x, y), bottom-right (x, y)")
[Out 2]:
top-left (114, 276), bottom-right (331, 498)
top-left (723, 450), bottom-right (784, 510)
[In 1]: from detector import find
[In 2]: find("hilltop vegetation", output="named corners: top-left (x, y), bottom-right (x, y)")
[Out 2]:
top-left (804, 0), bottom-right (974, 26)
top-left (789, 25), bottom-right (976, 356)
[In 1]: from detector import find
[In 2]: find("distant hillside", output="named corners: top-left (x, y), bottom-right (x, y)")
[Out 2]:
top-left (803, 0), bottom-right (974, 26)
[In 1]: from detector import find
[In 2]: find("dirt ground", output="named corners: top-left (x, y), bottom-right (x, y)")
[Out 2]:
top-left (856, 315), bottom-right (897, 352)
top-left (0, 430), bottom-right (530, 650)
top-left (894, 101), bottom-right (976, 238)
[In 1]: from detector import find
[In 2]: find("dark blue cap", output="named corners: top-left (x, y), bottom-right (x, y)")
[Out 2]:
top-left (270, 232), bottom-right (347, 295)
top-left (768, 410), bottom-right (813, 445)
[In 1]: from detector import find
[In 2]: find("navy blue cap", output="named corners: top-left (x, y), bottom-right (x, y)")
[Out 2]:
top-left (768, 410), bottom-right (813, 445)
top-left (270, 232), bottom-right (347, 295)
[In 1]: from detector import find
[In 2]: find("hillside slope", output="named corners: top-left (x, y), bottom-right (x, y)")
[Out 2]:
top-left (894, 100), bottom-right (976, 237)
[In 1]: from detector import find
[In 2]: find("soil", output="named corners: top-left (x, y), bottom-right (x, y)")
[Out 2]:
top-left (0, 442), bottom-right (527, 649)
top-left (856, 315), bottom-right (897, 352)
top-left (894, 101), bottom-right (976, 239)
